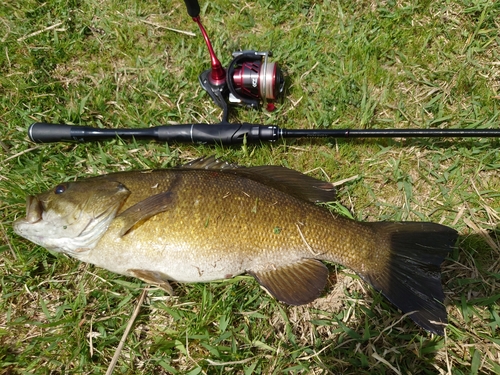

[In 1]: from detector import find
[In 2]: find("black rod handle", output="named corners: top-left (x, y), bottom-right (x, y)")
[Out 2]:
top-left (28, 122), bottom-right (280, 145)
top-left (184, 0), bottom-right (200, 18)
top-left (28, 123), bottom-right (158, 143)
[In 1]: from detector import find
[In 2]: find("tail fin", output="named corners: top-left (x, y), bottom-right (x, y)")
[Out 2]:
top-left (361, 222), bottom-right (457, 335)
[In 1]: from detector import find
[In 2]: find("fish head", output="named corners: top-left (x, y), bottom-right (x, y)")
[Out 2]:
top-left (13, 179), bottom-right (130, 255)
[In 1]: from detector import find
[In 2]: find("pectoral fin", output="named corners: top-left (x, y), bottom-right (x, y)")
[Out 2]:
top-left (116, 191), bottom-right (173, 236)
top-left (248, 259), bottom-right (329, 305)
top-left (128, 269), bottom-right (174, 295)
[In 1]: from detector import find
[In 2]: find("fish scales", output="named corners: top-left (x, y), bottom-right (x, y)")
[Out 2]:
top-left (13, 157), bottom-right (457, 335)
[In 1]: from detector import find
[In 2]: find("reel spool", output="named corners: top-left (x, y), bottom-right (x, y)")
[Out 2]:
top-left (228, 51), bottom-right (285, 110)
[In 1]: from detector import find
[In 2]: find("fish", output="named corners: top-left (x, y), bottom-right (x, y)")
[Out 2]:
top-left (13, 156), bottom-right (458, 335)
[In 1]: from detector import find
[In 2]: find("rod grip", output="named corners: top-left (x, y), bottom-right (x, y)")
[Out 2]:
top-left (29, 122), bottom-right (75, 143)
top-left (157, 123), bottom-right (279, 144)
top-left (27, 122), bottom-right (281, 144)
top-left (184, 0), bottom-right (200, 17)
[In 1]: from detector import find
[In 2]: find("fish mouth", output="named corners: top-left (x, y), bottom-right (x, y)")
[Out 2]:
top-left (25, 195), bottom-right (43, 223)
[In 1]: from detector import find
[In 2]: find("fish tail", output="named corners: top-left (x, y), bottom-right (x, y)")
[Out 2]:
top-left (360, 222), bottom-right (457, 335)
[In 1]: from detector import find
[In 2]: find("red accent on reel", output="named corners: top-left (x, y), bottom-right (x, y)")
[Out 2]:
top-left (192, 16), bottom-right (226, 86)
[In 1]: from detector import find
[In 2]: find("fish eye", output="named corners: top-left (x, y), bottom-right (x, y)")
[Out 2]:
top-left (54, 184), bottom-right (67, 194)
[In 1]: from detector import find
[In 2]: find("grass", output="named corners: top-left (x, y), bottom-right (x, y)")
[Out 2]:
top-left (1, 0), bottom-right (499, 373)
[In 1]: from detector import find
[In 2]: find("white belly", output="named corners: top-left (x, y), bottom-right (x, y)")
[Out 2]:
top-left (80, 234), bottom-right (252, 283)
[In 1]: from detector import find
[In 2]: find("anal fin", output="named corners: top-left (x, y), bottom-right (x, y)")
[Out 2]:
top-left (128, 269), bottom-right (174, 295)
top-left (248, 259), bottom-right (329, 306)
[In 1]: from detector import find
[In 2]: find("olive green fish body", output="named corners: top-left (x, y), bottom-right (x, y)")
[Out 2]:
top-left (86, 169), bottom-right (380, 283)
top-left (14, 157), bottom-right (457, 335)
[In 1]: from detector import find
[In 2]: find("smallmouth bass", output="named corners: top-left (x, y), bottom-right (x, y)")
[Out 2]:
top-left (13, 157), bottom-right (457, 335)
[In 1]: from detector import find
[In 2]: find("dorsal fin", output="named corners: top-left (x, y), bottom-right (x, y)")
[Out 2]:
top-left (181, 156), bottom-right (240, 170)
top-left (232, 166), bottom-right (336, 203)
top-left (180, 156), bottom-right (336, 203)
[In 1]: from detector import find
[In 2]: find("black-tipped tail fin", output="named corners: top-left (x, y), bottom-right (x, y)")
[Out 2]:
top-left (362, 222), bottom-right (457, 335)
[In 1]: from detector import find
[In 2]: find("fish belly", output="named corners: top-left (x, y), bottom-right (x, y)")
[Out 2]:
top-left (90, 224), bottom-right (310, 283)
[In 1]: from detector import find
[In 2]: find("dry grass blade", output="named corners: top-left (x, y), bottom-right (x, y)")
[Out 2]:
top-left (17, 21), bottom-right (64, 42)
top-left (3, 146), bottom-right (41, 162)
top-left (105, 287), bottom-right (149, 375)
top-left (205, 357), bottom-right (255, 366)
top-left (140, 19), bottom-right (196, 36)
top-left (463, 217), bottom-right (499, 254)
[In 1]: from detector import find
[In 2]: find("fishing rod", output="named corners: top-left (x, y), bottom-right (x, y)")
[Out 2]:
top-left (28, 122), bottom-right (500, 145)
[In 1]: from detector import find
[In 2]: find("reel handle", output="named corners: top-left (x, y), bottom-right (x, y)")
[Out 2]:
top-left (184, 0), bottom-right (200, 17)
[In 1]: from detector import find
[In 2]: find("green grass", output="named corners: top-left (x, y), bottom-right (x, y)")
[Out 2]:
top-left (1, 0), bottom-right (500, 373)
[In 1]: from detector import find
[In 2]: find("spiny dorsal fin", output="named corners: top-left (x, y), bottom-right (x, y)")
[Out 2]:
top-left (180, 156), bottom-right (336, 203)
top-left (181, 156), bottom-right (240, 170)
top-left (248, 259), bottom-right (329, 305)
top-left (115, 191), bottom-right (173, 236)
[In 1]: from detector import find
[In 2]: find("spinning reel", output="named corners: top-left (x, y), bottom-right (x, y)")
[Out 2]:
top-left (184, 0), bottom-right (285, 121)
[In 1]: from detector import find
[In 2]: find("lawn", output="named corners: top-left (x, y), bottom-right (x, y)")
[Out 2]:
top-left (1, 0), bottom-right (499, 374)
